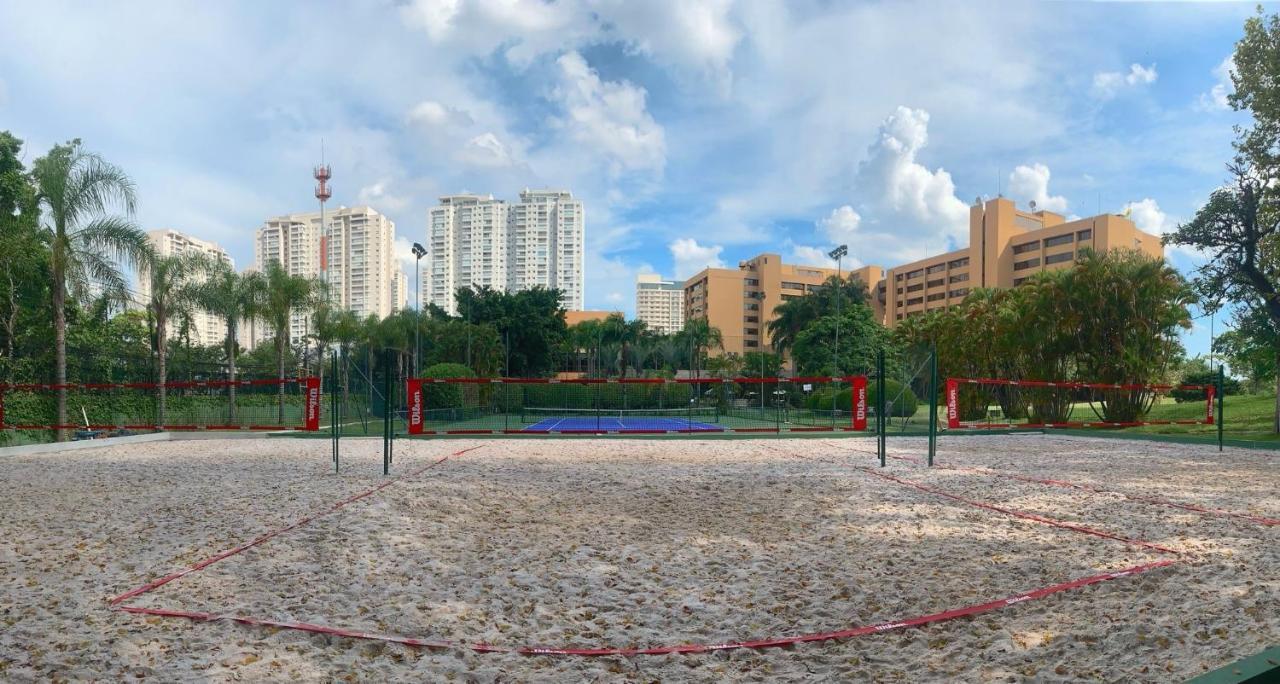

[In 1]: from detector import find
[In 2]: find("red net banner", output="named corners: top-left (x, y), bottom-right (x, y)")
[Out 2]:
top-left (944, 377), bottom-right (1216, 430)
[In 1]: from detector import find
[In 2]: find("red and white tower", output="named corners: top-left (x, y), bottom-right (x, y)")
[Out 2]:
top-left (314, 148), bottom-right (333, 296)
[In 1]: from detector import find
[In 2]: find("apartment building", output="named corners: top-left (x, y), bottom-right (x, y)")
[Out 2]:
top-left (684, 254), bottom-right (883, 356)
top-left (635, 273), bottom-right (684, 334)
top-left (253, 205), bottom-right (397, 345)
top-left (425, 189), bottom-right (584, 315)
top-left (390, 270), bottom-right (409, 313)
top-left (135, 229), bottom-right (233, 347)
top-left (881, 197), bottom-right (1162, 323)
top-left (508, 189), bottom-right (584, 310)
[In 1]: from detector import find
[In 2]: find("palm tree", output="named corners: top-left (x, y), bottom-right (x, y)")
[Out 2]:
top-left (332, 309), bottom-right (361, 415)
top-left (139, 251), bottom-right (210, 427)
top-left (194, 264), bottom-right (264, 423)
top-left (261, 261), bottom-right (316, 422)
top-left (309, 294), bottom-right (338, 386)
top-left (679, 318), bottom-right (723, 378)
top-left (31, 141), bottom-right (150, 440)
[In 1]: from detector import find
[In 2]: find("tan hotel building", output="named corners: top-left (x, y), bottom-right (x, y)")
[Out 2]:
top-left (684, 197), bottom-right (1162, 356)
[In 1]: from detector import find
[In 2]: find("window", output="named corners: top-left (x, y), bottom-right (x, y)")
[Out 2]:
top-left (948, 288), bottom-right (970, 298)
top-left (1012, 240), bottom-right (1040, 255)
top-left (906, 296), bottom-right (924, 306)
top-left (1012, 277), bottom-right (1028, 286)
top-left (744, 278), bottom-right (759, 286)
top-left (781, 281), bottom-right (804, 290)
top-left (1044, 233), bottom-right (1074, 248)
top-left (896, 300), bottom-right (904, 308)
top-left (906, 283), bottom-right (924, 293)
top-left (895, 273), bottom-right (904, 282)
top-left (781, 294), bottom-right (798, 301)
top-left (926, 263), bottom-right (945, 274)
top-left (906, 269), bottom-right (924, 279)
top-left (1045, 251), bottom-right (1074, 265)
top-left (948, 257), bottom-right (970, 268)
top-left (744, 328), bottom-right (759, 335)
top-left (926, 292), bottom-right (945, 302)
top-left (926, 278), bottom-right (944, 288)
top-left (948, 272), bottom-right (969, 284)
top-left (744, 340), bottom-right (759, 348)
top-left (896, 287), bottom-right (903, 295)
top-left (744, 315), bottom-right (759, 323)
top-left (744, 303), bottom-right (759, 311)
top-left (1077, 229), bottom-right (1092, 241)
top-left (1014, 257), bottom-right (1040, 271)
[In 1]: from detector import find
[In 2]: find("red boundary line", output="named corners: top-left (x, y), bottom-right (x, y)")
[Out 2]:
top-left (116, 560), bottom-right (1173, 656)
top-left (108, 445), bottom-right (485, 606)
top-left (112, 441), bottom-right (1179, 657)
top-left (877, 453), bottom-right (1279, 528)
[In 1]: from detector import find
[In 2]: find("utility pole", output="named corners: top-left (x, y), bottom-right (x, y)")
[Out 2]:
top-left (828, 244), bottom-right (848, 375)
top-left (411, 242), bottom-right (426, 376)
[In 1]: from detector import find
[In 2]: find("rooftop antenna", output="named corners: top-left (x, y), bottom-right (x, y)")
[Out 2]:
top-left (315, 140), bottom-right (333, 305)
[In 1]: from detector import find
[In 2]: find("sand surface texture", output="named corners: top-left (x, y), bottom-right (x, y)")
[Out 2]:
top-left (0, 434), bottom-right (1275, 681)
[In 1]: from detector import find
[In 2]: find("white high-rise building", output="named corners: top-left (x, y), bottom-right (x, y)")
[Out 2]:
top-left (135, 229), bottom-right (233, 347)
top-left (390, 269), bottom-right (409, 313)
top-left (508, 189), bottom-right (584, 310)
top-left (426, 194), bottom-right (509, 315)
top-left (253, 205), bottom-right (397, 346)
top-left (635, 273), bottom-right (684, 335)
top-left (425, 189), bottom-right (584, 315)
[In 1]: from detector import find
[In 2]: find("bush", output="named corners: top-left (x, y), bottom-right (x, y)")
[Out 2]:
top-left (421, 363), bottom-right (476, 409)
top-left (870, 379), bottom-right (918, 417)
top-left (1172, 370), bottom-right (1240, 403)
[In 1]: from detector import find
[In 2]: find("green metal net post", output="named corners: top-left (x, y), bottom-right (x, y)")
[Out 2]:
top-left (331, 351), bottom-right (339, 473)
top-left (1217, 364), bottom-right (1225, 452)
top-left (877, 348), bottom-right (886, 467)
top-left (382, 350), bottom-right (392, 476)
top-left (927, 346), bottom-right (937, 467)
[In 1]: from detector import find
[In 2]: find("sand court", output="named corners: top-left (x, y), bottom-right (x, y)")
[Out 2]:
top-left (0, 435), bottom-right (1275, 681)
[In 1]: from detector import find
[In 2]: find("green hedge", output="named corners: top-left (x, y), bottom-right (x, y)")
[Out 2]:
top-left (804, 379), bottom-right (918, 417)
top-left (420, 363), bottom-right (476, 410)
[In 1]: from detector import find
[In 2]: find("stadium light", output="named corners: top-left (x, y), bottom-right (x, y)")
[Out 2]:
top-left (828, 244), bottom-right (848, 375)
top-left (412, 242), bottom-right (426, 375)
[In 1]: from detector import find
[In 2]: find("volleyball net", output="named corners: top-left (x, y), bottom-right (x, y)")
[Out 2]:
top-left (402, 376), bottom-right (868, 435)
top-left (944, 377), bottom-right (1215, 430)
top-left (0, 377), bottom-right (322, 439)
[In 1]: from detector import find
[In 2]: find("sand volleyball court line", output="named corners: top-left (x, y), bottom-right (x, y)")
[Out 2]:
top-left (840, 444), bottom-right (1279, 528)
top-left (107, 441), bottom-right (1183, 657)
top-left (108, 444), bottom-right (486, 606)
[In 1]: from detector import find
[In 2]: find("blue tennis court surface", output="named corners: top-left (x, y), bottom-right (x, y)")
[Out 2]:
top-left (523, 416), bottom-right (723, 432)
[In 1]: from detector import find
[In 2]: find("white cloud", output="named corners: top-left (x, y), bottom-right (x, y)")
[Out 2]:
top-left (550, 51), bottom-right (666, 177)
top-left (670, 238), bottom-right (724, 279)
top-left (817, 205), bottom-right (861, 244)
top-left (1008, 163), bottom-right (1068, 213)
top-left (790, 244), bottom-right (836, 268)
top-left (1092, 63), bottom-right (1157, 100)
top-left (1122, 197), bottom-right (1174, 235)
top-left (357, 181), bottom-right (409, 212)
top-left (406, 100), bottom-right (473, 128)
top-left (856, 106), bottom-right (969, 241)
top-left (1198, 54), bottom-right (1234, 111)
top-left (456, 132), bottom-right (521, 168)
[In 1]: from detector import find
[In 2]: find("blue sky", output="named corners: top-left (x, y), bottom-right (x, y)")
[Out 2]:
top-left (0, 1), bottom-right (1262, 358)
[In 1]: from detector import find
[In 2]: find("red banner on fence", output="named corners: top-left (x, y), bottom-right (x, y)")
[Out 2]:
top-left (851, 376), bottom-right (867, 431)
top-left (1205, 385), bottom-right (1215, 425)
top-left (406, 379), bottom-right (424, 435)
top-left (303, 377), bottom-right (321, 431)
top-left (945, 378), bottom-right (959, 429)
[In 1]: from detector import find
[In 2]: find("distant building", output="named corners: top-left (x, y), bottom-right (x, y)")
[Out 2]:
top-left (635, 273), bottom-right (684, 335)
top-left (425, 189), bottom-right (584, 315)
top-left (135, 229), bottom-right (234, 347)
top-left (684, 254), bottom-right (881, 357)
top-left (565, 310), bottom-right (619, 326)
top-left (390, 269), bottom-right (409, 313)
top-left (880, 197), bottom-right (1163, 324)
top-left (253, 205), bottom-right (397, 346)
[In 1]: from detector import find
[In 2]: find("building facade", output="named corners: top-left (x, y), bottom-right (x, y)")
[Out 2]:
top-left (425, 189), bottom-right (584, 315)
top-left (635, 273), bottom-right (684, 334)
top-left (683, 253), bottom-right (882, 356)
top-left (253, 206), bottom-right (398, 345)
top-left (881, 197), bottom-right (1162, 324)
top-left (390, 269), bottom-right (409, 313)
top-left (135, 229), bottom-right (234, 347)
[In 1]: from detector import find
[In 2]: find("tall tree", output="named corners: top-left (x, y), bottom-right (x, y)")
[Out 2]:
top-left (194, 264), bottom-right (264, 423)
top-left (678, 318), bottom-right (723, 377)
top-left (31, 141), bottom-right (149, 439)
top-left (768, 274), bottom-right (870, 357)
top-left (0, 132), bottom-right (45, 368)
top-left (139, 251), bottom-right (209, 426)
top-left (260, 261), bottom-right (315, 422)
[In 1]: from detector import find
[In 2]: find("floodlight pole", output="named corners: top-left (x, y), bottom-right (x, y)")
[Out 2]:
top-left (828, 245), bottom-right (848, 375)
top-left (412, 242), bottom-right (426, 377)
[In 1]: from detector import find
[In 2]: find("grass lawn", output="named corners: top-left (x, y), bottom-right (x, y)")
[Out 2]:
top-left (1123, 392), bottom-right (1280, 442)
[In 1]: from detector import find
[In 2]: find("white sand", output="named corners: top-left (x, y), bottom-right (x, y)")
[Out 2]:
top-left (0, 434), bottom-right (1274, 681)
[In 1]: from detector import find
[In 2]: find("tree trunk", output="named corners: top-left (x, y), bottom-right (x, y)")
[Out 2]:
top-left (1274, 347), bottom-right (1279, 434)
top-left (53, 274), bottom-right (67, 442)
top-left (276, 336), bottom-right (286, 424)
top-left (5, 269), bottom-right (16, 360)
top-left (227, 332), bottom-right (238, 424)
top-left (157, 313), bottom-right (167, 429)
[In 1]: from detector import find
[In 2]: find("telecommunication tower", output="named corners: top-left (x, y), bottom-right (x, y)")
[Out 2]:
top-left (314, 144), bottom-right (333, 301)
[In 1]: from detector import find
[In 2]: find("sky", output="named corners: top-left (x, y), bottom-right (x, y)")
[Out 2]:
top-left (0, 0), bottom-right (1263, 359)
